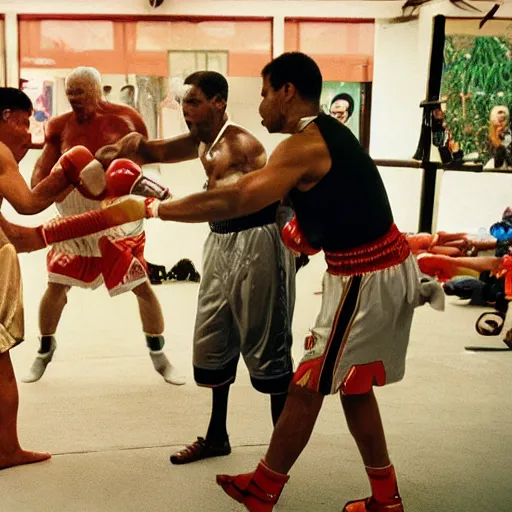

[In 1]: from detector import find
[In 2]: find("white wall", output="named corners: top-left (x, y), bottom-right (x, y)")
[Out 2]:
top-left (370, 19), bottom-right (423, 232)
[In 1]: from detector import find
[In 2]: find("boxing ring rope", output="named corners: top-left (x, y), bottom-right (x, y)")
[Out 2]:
top-left (374, 159), bottom-right (512, 233)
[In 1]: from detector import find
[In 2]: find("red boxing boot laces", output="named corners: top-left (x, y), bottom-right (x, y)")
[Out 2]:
top-left (216, 459), bottom-right (289, 512)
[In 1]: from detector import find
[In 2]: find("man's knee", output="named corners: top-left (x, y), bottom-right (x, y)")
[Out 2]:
top-left (132, 281), bottom-right (156, 300)
top-left (250, 372), bottom-right (293, 395)
top-left (287, 381), bottom-right (325, 410)
top-left (44, 283), bottom-right (70, 304)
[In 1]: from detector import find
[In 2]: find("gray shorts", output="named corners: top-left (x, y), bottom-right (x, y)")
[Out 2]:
top-left (193, 223), bottom-right (296, 394)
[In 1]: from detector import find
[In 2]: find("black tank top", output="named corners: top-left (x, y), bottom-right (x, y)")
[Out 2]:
top-left (288, 114), bottom-right (394, 252)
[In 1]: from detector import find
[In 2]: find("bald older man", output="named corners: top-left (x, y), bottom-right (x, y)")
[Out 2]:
top-left (24, 67), bottom-right (184, 386)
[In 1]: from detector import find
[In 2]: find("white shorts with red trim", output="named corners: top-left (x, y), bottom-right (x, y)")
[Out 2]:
top-left (293, 253), bottom-right (421, 396)
top-left (47, 232), bottom-right (149, 296)
top-left (48, 192), bottom-right (148, 296)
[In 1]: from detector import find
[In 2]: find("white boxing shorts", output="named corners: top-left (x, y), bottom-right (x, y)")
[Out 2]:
top-left (47, 190), bottom-right (149, 296)
top-left (293, 224), bottom-right (422, 396)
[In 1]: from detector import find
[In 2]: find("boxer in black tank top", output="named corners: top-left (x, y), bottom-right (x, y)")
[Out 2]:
top-left (289, 113), bottom-right (393, 251)
top-left (97, 53), bottom-right (431, 512)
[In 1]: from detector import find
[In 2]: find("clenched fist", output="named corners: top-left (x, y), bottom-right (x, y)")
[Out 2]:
top-left (95, 132), bottom-right (146, 169)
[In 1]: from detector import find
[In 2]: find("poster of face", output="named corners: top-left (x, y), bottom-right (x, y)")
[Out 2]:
top-left (441, 19), bottom-right (512, 169)
top-left (320, 81), bottom-right (361, 140)
top-left (20, 78), bottom-right (54, 145)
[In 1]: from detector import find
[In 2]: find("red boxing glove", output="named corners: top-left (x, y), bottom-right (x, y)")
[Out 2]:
top-left (280, 214), bottom-right (320, 256)
top-left (56, 146), bottom-right (106, 200)
top-left (500, 254), bottom-right (512, 299)
top-left (36, 196), bottom-right (151, 246)
top-left (105, 159), bottom-right (170, 200)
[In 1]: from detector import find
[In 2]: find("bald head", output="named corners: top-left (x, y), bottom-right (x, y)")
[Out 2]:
top-left (65, 67), bottom-right (102, 92)
top-left (65, 67), bottom-right (103, 121)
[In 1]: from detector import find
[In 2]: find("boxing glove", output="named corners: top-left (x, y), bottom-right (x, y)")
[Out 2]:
top-left (55, 146), bottom-right (106, 200)
top-left (499, 254), bottom-right (512, 299)
top-left (280, 214), bottom-right (320, 256)
top-left (36, 196), bottom-right (152, 247)
top-left (105, 159), bottom-right (170, 200)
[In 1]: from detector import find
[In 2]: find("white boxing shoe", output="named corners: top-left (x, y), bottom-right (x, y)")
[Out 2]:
top-left (22, 339), bottom-right (57, 383)
top-left (149, 351), bottom-right (186, 385)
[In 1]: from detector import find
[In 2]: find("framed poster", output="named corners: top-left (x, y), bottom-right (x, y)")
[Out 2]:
top-left (21, 78), bottom-right (54, 145)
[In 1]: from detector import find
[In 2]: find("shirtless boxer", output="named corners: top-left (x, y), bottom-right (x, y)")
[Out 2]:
top-left (0, 87), bottom-right (155, 470)
top-left (100, 53), bottom-right (434, 511)
top-left (97, 71), bottom-right (296, 464)
top-left (23, 67), bottom-right (184, 385)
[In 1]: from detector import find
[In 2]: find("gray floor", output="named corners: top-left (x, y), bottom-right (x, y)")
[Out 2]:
top-left (2, 251), bottom-right (512, 512)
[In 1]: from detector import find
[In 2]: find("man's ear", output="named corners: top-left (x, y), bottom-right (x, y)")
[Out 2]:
top-left (2, 109), bottom-right (11, 121)
top-left (214, 95), bottom-right (227, 111)
top-left (283, 83), bottom-right (297, 102)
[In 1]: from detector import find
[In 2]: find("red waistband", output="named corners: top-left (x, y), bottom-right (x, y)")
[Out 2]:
top-left (324, 223), bottom-right (410, 276)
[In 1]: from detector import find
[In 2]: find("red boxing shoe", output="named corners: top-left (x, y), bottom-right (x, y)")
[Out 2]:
top-left (343, 496), bottom-right (404, 511)
top-left (344, 465), bottom-right (404, 511)
top-left (216, 459), bottom-right (289, 511)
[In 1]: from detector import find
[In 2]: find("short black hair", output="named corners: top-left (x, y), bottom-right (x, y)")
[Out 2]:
top-left (184, 71), bottom-right (228, 102)
top-left (261, 52), bottom-right (323, 103)
top-left (331, 93), bottom-right (354, 118)
top-left (0, 87), bottom-right (33, 113)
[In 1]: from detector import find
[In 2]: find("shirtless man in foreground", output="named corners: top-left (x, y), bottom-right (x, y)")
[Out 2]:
top-left (0, 87), bottom-right (151, 470)
top-left (24, 67), bottom-right (183, 385)
top-left (97, 71), bottom-right (296, 464)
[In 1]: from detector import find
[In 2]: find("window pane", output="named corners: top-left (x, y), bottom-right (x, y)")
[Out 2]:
top-left (18, 17), bottom-right (272, 146)
top-left (284, 20), bottom-right (374, 82)
top-left (40, 20), bottom-right (115, 51)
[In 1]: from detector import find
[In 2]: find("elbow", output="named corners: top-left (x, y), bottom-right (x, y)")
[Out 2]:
top-left (13, 202), bottom-right (44, 215)
top-left (11, 240), bottom-right (28, 253)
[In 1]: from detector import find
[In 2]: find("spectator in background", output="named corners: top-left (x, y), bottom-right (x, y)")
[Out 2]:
top-left (120, 85), bottom-right (136, 109)
top-left (330, 92), bottom-right (354, 125)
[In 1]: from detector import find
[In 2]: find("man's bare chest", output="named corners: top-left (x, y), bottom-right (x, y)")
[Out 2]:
top-left (61, 118), bottom-right (135, 154)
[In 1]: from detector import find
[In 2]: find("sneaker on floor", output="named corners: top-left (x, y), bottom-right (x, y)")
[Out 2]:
top-left (21, 339), bottom-right (57, 383)
top-left (149, 351), bottom-right (186, 385)
top-left (171, 437), bottom-right (231, 465)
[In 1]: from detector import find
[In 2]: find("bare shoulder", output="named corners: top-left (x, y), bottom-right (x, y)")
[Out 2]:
top-left (268, 126), bottom-right (329, 181)
top-left (275, 128), bottom-right (324, 160)
top-left (0, 142), bottom-right (17, 173)
top-left (104, 102), bottom-right (142, 124)
top-left (228, 125), bottom-right (264, 148)
top-left (46, 112), bottom-right (70, 136)
top-left (224, 125), bottom-right (266, 162)
top-left (103, 102), bottom-right (147, 135)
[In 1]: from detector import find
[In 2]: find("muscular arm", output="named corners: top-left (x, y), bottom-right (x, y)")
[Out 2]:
top-left (156, 136), bottom-right (312, 223)
top-left (0, 214), bottom-right (45, 253)
top-left (141, 133), bottom-right (198, 164)
top-left (95, 132), bottom-right (199, 168)
top-left (0, 145), bottom-right (68, 215)
top-left (31, 117), bottom-right (62, 188)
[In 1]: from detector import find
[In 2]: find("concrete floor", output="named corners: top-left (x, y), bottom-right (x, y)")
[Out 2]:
top-left (1, 249), bottom-right (512, 512)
